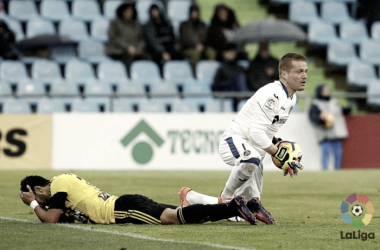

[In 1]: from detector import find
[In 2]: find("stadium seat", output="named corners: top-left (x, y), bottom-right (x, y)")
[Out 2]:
top-left (149, 82), bottom-right (178, 96)
top-left (31, 60), bottom-right (62, 82)
top-left (204, 98), bottom-right (234, 112)
top-left (91, 18), bottom-right (109, 42)
top-left (130, 60), bottom-right (161, 81)
top-left (371, 21), bottom-right (380, 40)
top-left (104, 0), bottom-right (122, 19)
top-left (9, 0), bottom-right (38, 21)
top-left (116, 82), bottom-right (145, 95)
top-left (72, 0), bottom-right (102, 22)
top-left (321, 2), bottom-right (353, 24)
top-left (182, 82), bottom-right (211, 95)
top-left (2, 18), bottom-right (24, 41)
top-left (308, 21), bottom-right (338, 45)
top-left (70, 98), bottom-right (109, 113)
top-left (170, 98), bottom-right (199, 112)
top-left (26, 18), bottom-right (55, 38)
top-left (113, 98), bottom-right (141, 112)
top-left (360, 40), bottom-right (380, 65)
top-left (41, 0), bottom-right (70, 21)
top-left (347, 61), bottom-right (377, 87)
top-left (1, 98), bottom-right (31, 114)
top-left (98, 60), bottom-right (129, 83)
top-left (0, 61), bottom-right (28, 83)
top-left (37, 98), bottom-right (66, 113)
top-left (136, 0), bottom-right (165, 24)
top-left (237, 60), bottom-right (249, 69)
top-left (50, 80), bottom-right (80, 96)
top-left (327, 41), bottom-right (357, 66)
top-left (65, 59), bottom-right (96, 82)
top-left (340, 22), bottom-right (368, 44)
top-left (167, 0), bottom-right (191, 23)
top-left (366, 79), bottom-right (380, 107)
top-left (163, 61), bottom-right (193, 82)
top-left (196, 60), bottom-right (220, 84)
top-left (0, 81), bottom-right (12, 96)
top-left (138, 98), bottom-right (167, 112)
top-left (17, 78), bottom-right (46, 97)
top-left (59, 19), bottom-right (89, 41)
top-left (84, 80), bottom-right (113, 96)
top-left (51, 46), bottom-right (77, 64)
top-left (78, 40), bottom-right (109, 63)
top-left (289, 1), bottom-right (319, 26)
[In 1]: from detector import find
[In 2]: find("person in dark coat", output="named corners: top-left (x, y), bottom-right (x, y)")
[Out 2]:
top-left (105, 1), bottom-right (146, 73)
top-left (309, 84), bottom-right (351, 170)
top-left (180, 4), bottom-right (214, 75)
top-left (0, 19), bottom-right (18, 59)
top-left (246, 42), bottom-right (279, 92)
top-left (144, 4), bottom-right (182, 70)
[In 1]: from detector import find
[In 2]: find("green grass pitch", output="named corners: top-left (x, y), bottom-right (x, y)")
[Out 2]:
top-left (1, 170), bottom-right (379, 250)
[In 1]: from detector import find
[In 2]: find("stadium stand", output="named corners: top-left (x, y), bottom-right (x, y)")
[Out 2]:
top-left (78, 40), bottom-right (109, 63)
top-left (347, 60), bottom-right (377, 87)
top-left (0, 61), bottom-right (28, 83)
top-left (0, 81), bottom-right (12, 96)
top-left (91, 18), bottom-right (109, 42)
top-left (339, 21), bottom-right (368, 44)
top-left (72, 0), bottom-right (102, 22)
top-left (359, 40), bottom-right (380, 65)
top-left (289, 1), bottom-right (319, 26)
top-left (8, 0), bottom-right (38, 21)
top-left (31, 60), bottom-right (62, 82)
top-left (40, 0), bottom-right (71, 22)
top-left (1, 98), bottom-right (31, 114)
top-left (59, 19), bottom-right (89, 41)
top-left (37, 98), bottom-right (66, 113)
top-left (50, 80), bottom-right (80, 96)
top-left (65, 59), bottom-right (96, 82)
top-left (320, 2), bottom-right (353, 24)
top-left (97, 60), bottom-right (129, 83)
top-left (103, 0), bottom-right (122, 19)
top-left (327, 41), bottom-right (357, 66)
top-left (17, 78), bottom-right (46, 97)
top-left (308, 21), bottom-right (338, 45)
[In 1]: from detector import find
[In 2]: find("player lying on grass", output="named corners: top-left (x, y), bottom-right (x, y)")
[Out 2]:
top-left (19, 173), bottom-right (257, 225)
top-left (178, 53), bottom-right (307, 225)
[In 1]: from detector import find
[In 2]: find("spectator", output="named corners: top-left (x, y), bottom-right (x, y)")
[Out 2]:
top-left (212, 43), bottom-right (247, 111)
top-left (246, 42), bottom-right (279, 92)
top-left (105, 1), bottom-right (146, 74)
top-left (0, 19), bottom-right (18, 59)
top-left (357, 0), bottom-right (380, 32)
top-left (180, 4), bottom-right (214, 75)
top-left (206, 4), bottom-right (245, 61)
top-left (144, 4), bottom-right (182, 71)
top-left (309, 84), bottom-right (350, 170)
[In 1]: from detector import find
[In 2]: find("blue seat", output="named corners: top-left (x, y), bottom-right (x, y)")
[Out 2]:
top-left (204, 98), bottom-right (234, 112)
top-left (50, 80), bottom-right (80, 96)
top-left (78, 40), bottom-right (109, 63)
top-left (371, 21), bottom-right (380, 40)
top-left (167, 0), bottom-right (191, 23)
top-left (0, 61), bottom-right (28, 83)
top-left (163, 61), bottom-right (193, 82)
top-left (84, 80), bottom-right (113, 95)
top-left (130, 60), bottom-right (161, 81)
top-left (321, 2), bottom-right (353, 24)
top-left (2, 18), bottom-right (24, 41)
top-left (367, 79), bottom-right (380, 107)
top-left (104, 0), bottom-right (122, 19)
top-left (31, 60), bottom-right (62, 82)
top-left (237, 60), bottom-right (249, 70)
top-left (340, 22), bottom-right (368, 44)
top-left (37, 98), bottom-right (66, 113)
top-left (41, 0), bottom-right (70, 21)
top-left (0, 81), bottom-right (12, 96)
top-left (138, 98), bottom-right (167, 112)
top-left (113, 97), bottom-right (141, 112)
top-left (327, 41), bottom-right (357, 66)
top-left (9, 0), bottom-right (38, 21)
top-left (182, 82), bottom-right (211, 95)
top-left (91, 18), bottom-right (109, 42)
top-left (360, 40), bottom-right (380, 65)
top-left (51, 46), bottom-right (77, 64)
top-left (98, 60), bottom-right (129, 83)
top-left (72, 0), bottom-right (102, 22)
top-left (170, 98), bottom-right (199, 112)
top-left (136, 0), bottom-right (165, 24)
top-left (17, 78), bottom-right (46, 97)
top-left (150, 82), bottom-right (178, 96)
top-left (308, 21), bottom-right (338, 45)
top-left (70, 98), bottom-right (109, 112)
top-left (196, 60), bottom-right (220, 84)
top-left (347, 61), bottom-right (377, 87)
top-left (26, 18), bottom-right (55, 38)
top-left (289, 1), bottom-right (319, 25)
top-left (60, 19), bottom-right (89, 41)
top-left (116, 82), bottom-right (145, 95)
top-left (1, 98), bottom-right (31, 114)
top-left (65, 59), bottom-right (95, 82)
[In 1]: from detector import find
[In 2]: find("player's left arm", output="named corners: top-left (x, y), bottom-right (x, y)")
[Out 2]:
top-left (20, 185), bottom-right (62, 223)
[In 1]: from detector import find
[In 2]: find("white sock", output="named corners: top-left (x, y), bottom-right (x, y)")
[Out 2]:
top-left (186, 190), bottom-right (218, 205)
top-left (221, 164), bottom-right (251, 199)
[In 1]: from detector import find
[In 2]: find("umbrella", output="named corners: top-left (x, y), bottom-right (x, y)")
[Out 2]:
top-left (229, 19), bottom-right (307, 44)
top-left (16, 34), bottom-right (77, 49)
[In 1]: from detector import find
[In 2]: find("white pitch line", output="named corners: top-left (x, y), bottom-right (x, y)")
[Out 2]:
top-left (0, 217), bottom-right (255, 250)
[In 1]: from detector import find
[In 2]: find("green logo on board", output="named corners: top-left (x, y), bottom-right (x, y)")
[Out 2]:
top-left (121, 120), bottom-right (164, 164)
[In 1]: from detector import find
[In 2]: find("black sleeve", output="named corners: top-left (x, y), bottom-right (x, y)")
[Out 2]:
top-left (49, 192), bottom-right (68, 210)
top-left (212, 67), bottom-right (229, 91)
top-left (309, 104), bottom-right (324, 125)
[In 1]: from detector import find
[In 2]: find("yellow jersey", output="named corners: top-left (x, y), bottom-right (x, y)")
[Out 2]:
top-left (49, 173), bottom-right (118, 224)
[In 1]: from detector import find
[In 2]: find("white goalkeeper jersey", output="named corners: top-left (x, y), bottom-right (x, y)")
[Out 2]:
top-left (225, 80), bottom-right (297, 156)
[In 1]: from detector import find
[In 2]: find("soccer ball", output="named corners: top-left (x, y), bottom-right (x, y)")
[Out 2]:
top-left (352, 205), bottom-right (363, 217)
top-left (271, 141), bottom-right (302, 168)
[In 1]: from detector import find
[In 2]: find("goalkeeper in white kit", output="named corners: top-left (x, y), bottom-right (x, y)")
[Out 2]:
top-left (179, 53), bottom-right (307, 225)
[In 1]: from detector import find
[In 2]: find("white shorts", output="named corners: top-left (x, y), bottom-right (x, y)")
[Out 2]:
top-left (219, 133), bottom-right (264, 199)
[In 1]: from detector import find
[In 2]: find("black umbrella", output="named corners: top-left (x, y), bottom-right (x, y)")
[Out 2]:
top-left (229, 19), bottom-right (307, 44)
top-left (16, 34), bottom-right (77, 49)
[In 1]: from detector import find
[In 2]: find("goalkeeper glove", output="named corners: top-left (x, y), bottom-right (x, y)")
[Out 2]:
top-left (272, 146), bottom-right (304, 178)
top-left (272, 137), bottom-right (282, 145)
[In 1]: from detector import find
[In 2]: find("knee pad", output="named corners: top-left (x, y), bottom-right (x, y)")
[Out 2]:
top-left (240, 162), bottom-right (258, 177)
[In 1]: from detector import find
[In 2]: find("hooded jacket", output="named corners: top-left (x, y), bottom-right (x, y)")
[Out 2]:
top-left (179, 4), bottom-right (207, 50)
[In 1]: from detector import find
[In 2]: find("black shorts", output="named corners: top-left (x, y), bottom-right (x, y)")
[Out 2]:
top-left (114, 194), bottom-right (177, 225)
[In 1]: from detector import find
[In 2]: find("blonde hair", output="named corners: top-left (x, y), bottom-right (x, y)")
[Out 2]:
top-left (279, 53), bottom-right (306, 76)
